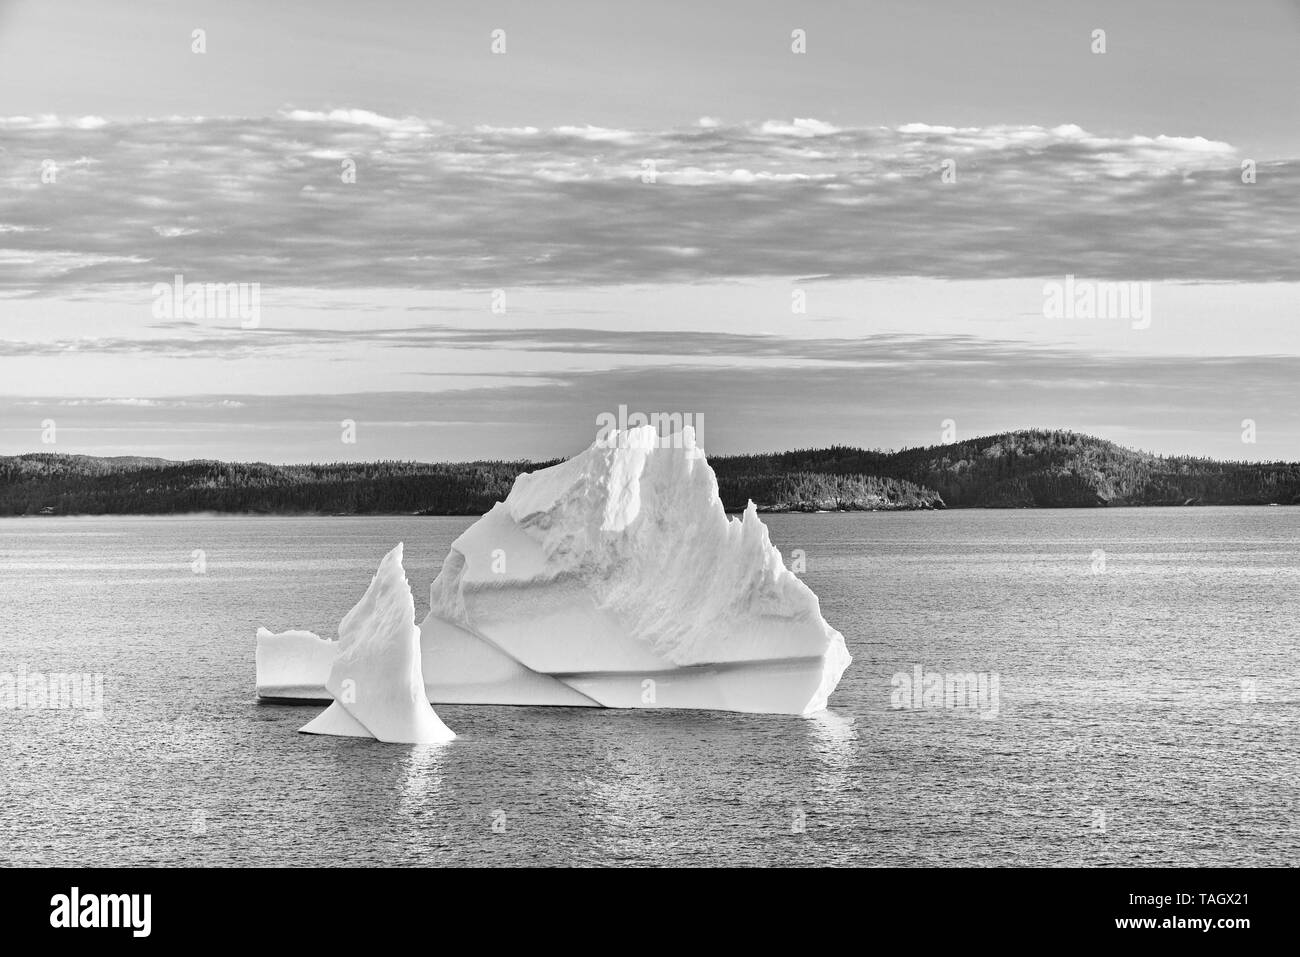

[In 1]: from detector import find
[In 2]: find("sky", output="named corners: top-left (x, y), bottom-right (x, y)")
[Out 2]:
top-left (1, 0), bottom-right (1298, 462)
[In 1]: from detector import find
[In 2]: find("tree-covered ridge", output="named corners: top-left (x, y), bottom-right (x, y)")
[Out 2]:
top-left (0, 452), bottom-right (940, 515)
top-left (726, 430), bottom-right (1300, 507)
top-left (714, 471), bottom-right (941, 512)
top-left (3, 429), bottom-right (1299, 515)
top-left (0, 455), bottom-right (556, 516)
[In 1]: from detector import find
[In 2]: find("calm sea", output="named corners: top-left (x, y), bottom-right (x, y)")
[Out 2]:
top-left (0, 509), bottom-right (1296, 866)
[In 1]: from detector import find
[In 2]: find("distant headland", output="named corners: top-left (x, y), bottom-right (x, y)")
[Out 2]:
top-left (3, 430), bottom-right (1299, 516)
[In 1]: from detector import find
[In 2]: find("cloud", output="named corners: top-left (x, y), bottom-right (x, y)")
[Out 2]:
top-left (757, 118), bottom-right (842, 137)
top-left (0, 114), bottom-right (108, 130)
top-left (0, 113), bottom-right (1294, 291)
top-left (12, 397), bottom-right (245, 408)
top-left (0, 325), bottom-right (987, 362)
top-left (280, 109), bottom-right (438, 133)
top-left (0, 324), bottom-right (1067, 365)
top-left (551, 124), bottom-right (640, 143)
top-left (7, 349), bottom-right (1300, 462)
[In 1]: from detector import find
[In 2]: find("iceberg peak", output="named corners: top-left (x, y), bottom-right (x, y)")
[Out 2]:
top-left (299, 543), bottom-right (456, 744)
top-left (424, 425), bottom-right (851, 712)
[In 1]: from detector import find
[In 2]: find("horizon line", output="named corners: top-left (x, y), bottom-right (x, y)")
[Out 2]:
top-left (5, 427), bottom-right (1297, 469)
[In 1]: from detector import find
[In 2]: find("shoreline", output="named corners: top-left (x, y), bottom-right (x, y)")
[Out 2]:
top-left (3, 502), bottom-right (1294, 519)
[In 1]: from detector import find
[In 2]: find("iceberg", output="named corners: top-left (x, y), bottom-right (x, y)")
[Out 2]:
top-left (257, 425), bottom-right (850, 715)
top-left (297, 543), bottom-right (456, 744)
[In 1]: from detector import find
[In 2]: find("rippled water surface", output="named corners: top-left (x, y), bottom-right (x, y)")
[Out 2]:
top-left (1, 509), bottom-right (1296, 866)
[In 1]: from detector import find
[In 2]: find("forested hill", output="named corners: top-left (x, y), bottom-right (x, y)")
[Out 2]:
top-left (2, 430), bottom-right (1298, 515)
top-left (0, 456), bottom-right (550, 516)
top-left (0, 452), bottom-right (940, 515)
top-left (726, 430), bottom-right (1300, 508)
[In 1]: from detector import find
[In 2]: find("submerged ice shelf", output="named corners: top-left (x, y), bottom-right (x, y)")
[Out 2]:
top-left (257, 425), bottom-right (851, 716)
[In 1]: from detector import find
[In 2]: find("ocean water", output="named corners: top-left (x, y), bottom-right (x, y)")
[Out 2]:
top-left (0, 509), bottom-right (1295, 867)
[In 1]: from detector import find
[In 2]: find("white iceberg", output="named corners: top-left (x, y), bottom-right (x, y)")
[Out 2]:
top-left (296, 543), bottom-right (456, 744)
top-left (257, 425), bottom-right (850, 715)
